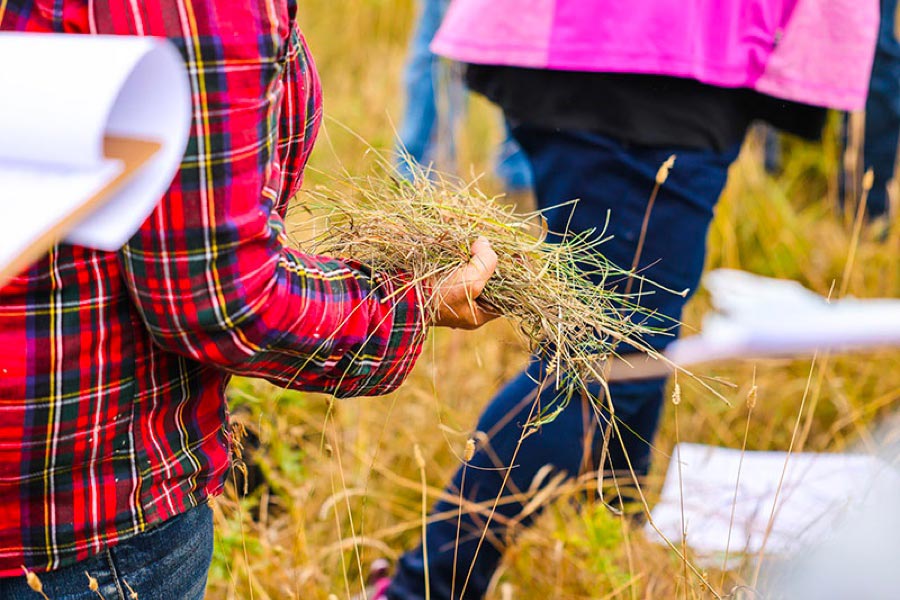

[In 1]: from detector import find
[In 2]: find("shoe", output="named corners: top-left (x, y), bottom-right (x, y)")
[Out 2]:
top-left (368, 576), bottom-right (391, 600)
top-left (352, 558), bottom-right (391, 600)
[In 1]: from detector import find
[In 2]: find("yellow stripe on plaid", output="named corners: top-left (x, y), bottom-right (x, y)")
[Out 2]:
top-left (182, 0), bottom-right (263, 357)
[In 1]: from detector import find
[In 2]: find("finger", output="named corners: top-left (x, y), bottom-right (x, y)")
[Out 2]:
top-left (462, 236), bottom-right (497, 298)
top-left (450, 303), bottom-right (498, 330)
top-left (469, 303), bottom-right (499, 327)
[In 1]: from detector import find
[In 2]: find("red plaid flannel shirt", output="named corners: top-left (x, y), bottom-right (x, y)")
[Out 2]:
top-left (0, 0), bottom-right (426, 576)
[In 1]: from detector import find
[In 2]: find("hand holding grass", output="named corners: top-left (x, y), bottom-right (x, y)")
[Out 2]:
top-left (430, 236), bottom-right (499, 329)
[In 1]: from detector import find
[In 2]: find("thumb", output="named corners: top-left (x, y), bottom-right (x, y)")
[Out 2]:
top-left (463, 236), bottom-right (497, 298)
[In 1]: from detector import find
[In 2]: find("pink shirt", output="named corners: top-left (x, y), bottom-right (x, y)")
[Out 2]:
top-left (432, 0), bottom-right (878, 110)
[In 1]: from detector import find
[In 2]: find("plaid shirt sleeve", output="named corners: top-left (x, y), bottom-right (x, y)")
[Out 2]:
top-left (89, 1), bottom-right (428, 397)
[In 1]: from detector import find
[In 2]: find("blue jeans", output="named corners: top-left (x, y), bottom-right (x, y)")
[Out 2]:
top-left (0, 505), bottom-right (213, 599)
top-left (388, 127), bottom-right (740, 599)
top-left (396, 0), bottom-right (532, 191)
top-left (863, 0), bottom-right (900, 216)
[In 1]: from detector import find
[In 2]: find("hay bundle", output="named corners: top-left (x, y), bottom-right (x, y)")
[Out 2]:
top-left (299, 165), bottom-right (664, 422)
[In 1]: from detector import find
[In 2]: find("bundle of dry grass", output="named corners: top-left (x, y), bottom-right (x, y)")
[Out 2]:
top-left (298, 161), bottom-right (667, 422)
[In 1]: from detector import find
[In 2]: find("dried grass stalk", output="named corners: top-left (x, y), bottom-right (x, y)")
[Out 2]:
top-left (297, 161), bottom-right (666, 422)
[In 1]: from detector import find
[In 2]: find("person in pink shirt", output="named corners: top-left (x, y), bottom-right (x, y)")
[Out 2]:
top-left (375, 1), bottom-right (879, 598)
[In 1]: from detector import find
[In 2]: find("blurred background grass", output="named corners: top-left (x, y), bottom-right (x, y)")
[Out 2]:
top-left (207, 1), bottom-right (900, 598)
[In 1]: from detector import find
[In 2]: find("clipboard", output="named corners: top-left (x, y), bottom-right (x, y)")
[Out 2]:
top-left (0, 136), bottom-right (161, 289)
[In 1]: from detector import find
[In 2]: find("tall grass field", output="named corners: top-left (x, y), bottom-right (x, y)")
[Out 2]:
top-left (208, 2), bottom-right (900, 598)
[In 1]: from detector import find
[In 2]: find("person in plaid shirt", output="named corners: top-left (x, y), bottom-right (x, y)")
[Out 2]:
top-left (0, 1), bottom-right (497, 597)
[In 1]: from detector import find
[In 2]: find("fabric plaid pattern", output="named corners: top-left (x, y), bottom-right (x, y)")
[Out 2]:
top-left (0, 0), bottom-right (426, 576)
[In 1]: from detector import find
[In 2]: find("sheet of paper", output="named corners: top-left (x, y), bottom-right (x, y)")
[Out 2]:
top-left (0, 33), bottom-right (190, 271)
top-left (607, 270), bottom-right (900, 382)
top-left (665, 270), bottom-right (900, 367)
top-left (63, 35), bottom-right (191, 250)
top-left (645, 443), bottom-right (900, 565)
top-left (0, 159), bottom-right (124, 276)
top-left (0, 34), bottom-right (161, 168)
top-left (769, 472), bottom-right (900, 598)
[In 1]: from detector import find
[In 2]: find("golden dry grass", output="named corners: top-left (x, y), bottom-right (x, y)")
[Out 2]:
top-left (206, 2), bottom-right (900, 599)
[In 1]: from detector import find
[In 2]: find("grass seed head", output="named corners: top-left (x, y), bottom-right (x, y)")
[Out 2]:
top-left (86, 571), bottom-right (103, 597)
top-left (862, 167), bottom-right (874, 192)
top-left (23, 568), bottom-right (42, 593)
top-left (464, 438), bottom-right (476, 461)
top-left (21, 566), bottom-right (48, 600)
top-left (413, 443), bottom-right (426, 469)
top-left (656, 155), bottom-right (676, 185)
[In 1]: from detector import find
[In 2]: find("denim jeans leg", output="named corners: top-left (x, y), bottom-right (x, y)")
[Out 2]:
top-left (396, 0), bottom-right (451, 180)
top-left (864, 0), bottom-right (900, 216)
top-left (494, 122), bottom-right (534, 192)
top-left (0, 504), bottom-right (214, 600)
top-left (105, 504), bottom-right (215, 600)
top-left (761, 124), bottom-right (782, 176)
top-left (388, 127), bottom-right (739, 599)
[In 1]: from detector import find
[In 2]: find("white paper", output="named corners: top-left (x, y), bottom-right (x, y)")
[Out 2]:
top-left (666, 269), bottom-right (900, 367)
top-left (0, 32), bottom-right (190, 266)
top-left (64, 35), bottom-right (191, 250)
top-left (0, 159), bottom-right (124, 271)
top-left (770, 469), bottom-right (900, 599)
top-left (645, 443), bottom-right (900, 565)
